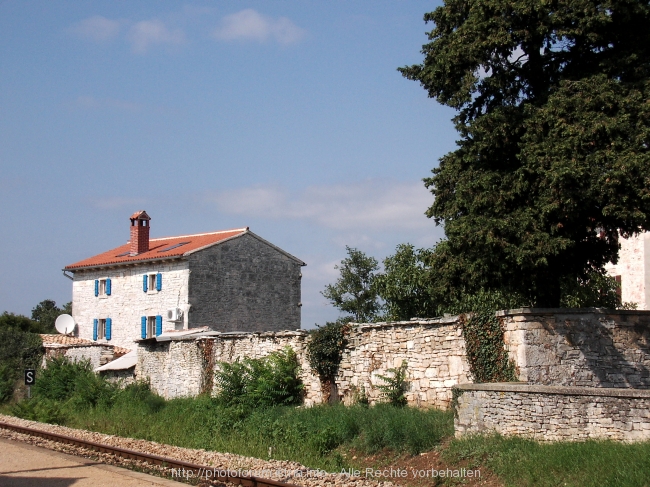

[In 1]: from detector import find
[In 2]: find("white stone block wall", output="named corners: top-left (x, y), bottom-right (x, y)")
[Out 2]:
top-left (42, 345), bottom-right (107, 370)
top-left (136, 318), bottom-right (470, 409)
top-left (454, 384), bottom-right (650, 442)
top-left (71, 260), bottom-right (190, 351)
top-left (606, 232), bottom-right (650, 309)
top-left (501, 309), bottom-right (650, 387)
top-left (339, 319), bottom-right (470, 408)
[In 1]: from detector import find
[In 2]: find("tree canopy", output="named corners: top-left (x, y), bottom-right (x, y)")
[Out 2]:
top-left (322, 246), bottom-right (381, 322)
top-left (399, 0), bottom-right (650, 306)
top-left (31, 300), bottom-right (71, 334)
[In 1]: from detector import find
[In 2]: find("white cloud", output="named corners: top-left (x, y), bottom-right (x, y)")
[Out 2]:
top-left (208, 180), bottom-right (432, 231)
top-left (212, 9), bottom-right (305, 45)
top-left (73, 95), bottom-right (142, 112)
top-left (127, 19), bottom-right (186, 54)
top-left (68, 15), bottom-right (121, 42)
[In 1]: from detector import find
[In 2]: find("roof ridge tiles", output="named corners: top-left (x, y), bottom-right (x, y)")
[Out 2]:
top-left (150, 227), bottom-right (249, 242)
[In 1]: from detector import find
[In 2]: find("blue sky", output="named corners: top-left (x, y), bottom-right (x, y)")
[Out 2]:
top-left (0, 1), bottom-right (456, 327)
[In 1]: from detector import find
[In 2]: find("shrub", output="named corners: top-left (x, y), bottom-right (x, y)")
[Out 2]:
top-left (10, 397), bottom-right (67, 424)
top-left (214, 347), bottom-right (303, 408)
top-left (34, 356), bottom-right (116, 408)
top-left (0, 327), bottom-right (43, 403)
top-left (376, 360), bottom-right (409, 407)
top-left (307, 320), bottom-right (350, 403)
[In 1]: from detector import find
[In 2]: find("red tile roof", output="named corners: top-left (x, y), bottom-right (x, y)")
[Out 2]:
top-left (40, 335), bottom-right (132, 355)
top-left (40, 334), bottom-right (96, 346)
top-left (64, 228), bottom-right (249, 270)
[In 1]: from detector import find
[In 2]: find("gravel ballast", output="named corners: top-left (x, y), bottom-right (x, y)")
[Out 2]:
top-left (0, 414), bottom-right (394, 487)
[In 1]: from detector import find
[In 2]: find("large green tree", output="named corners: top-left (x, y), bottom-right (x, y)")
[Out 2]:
top-left (400, 0), bottom-right (650, 306)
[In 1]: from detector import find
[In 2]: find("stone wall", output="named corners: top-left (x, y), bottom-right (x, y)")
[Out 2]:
top-left (501, 308), bottom-right (650, 388)
top-left (454, 383), bottom-right (650, 442)
top-left (187, 233), bottom-right (303, 332)
top-left (339, 318), bottom-right (470, 408)
top-left (42, 345), bottom-right (111, 370)
top-left (136, 317), bottom-right (470, 409)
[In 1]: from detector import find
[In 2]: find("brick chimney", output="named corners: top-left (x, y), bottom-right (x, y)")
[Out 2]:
top-left (129, 211), bottom-right (151, 255)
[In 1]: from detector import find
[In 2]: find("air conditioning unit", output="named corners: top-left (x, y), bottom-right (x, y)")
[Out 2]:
top-left (166, 308), bottom-right (183, 322)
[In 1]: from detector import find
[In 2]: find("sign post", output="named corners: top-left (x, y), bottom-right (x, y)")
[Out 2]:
top-left (24, 369), bottom-right (35, 399)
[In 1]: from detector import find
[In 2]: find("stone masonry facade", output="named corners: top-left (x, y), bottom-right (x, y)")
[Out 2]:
top-left (187, 233), bottom-right (302, 333)
top-left (136, 317), bottom-right (471, 409)
top-left (501, 308), bottom-right (650, 388)
top-left (72, 260), bottom-right (190, 351)
top-left (454, 383), bottom-right (650, 442)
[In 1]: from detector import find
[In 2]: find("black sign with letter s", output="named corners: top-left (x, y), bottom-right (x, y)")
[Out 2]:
top-left (24, 369), bottom-right (35, 386)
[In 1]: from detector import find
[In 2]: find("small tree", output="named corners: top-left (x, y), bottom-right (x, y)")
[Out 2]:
top-left (322, 246), bottom-right (381, 322)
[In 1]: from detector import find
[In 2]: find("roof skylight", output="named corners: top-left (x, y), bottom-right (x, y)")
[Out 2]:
top-left (159, 242), bottom-right (190, 253)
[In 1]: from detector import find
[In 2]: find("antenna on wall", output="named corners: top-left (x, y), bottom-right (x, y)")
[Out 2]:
top-left (55, 314), bottom-right (76, 335)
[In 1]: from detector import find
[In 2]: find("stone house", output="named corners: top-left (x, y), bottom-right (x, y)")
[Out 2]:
top-left (605, 232), bottom-right (650, 309)
top-left (63, 211), bottom-right (305, 351)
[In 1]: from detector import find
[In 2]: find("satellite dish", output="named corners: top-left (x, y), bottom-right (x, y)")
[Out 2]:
top-left (55, 314), bottom-right (75, 335)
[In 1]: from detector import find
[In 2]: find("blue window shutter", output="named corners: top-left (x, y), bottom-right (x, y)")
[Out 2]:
top-left (156, 273), bottom-right (162, 291)
top-left (94, 280), bottom-right (99, 297)
top-left (155, 315), bottom-right (162, 336)
top-left (93, 319), bottom-right (98, 341)
top-left (106, 318), bottom-right (112, 340)
top-left (141, 316), bottom-right (147, 339)
top-left (106, 278), bottom-right (111, 296)
top-left (143, 274), bottom-right (148, 292)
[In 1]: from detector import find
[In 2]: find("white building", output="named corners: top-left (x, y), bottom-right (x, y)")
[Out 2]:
top-left (64, 211), bottom-right (305, 351)
top-left (605, 232), bottom-right (650, 309)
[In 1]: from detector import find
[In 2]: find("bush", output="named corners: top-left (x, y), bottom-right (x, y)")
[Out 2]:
top-left (10, 398), bottom-right (67, 424)
top-left (214, 347), bottom-right (303, 409)
top-left (0, 327), bottom-right (43, 403)
top-left (34, 356), bottom-right (116, 408)
top-left (376, 360), bottom-right (409, 407)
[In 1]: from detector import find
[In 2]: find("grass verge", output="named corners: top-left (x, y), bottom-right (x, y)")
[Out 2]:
top-left (443, 434), bottom-right (650, 487)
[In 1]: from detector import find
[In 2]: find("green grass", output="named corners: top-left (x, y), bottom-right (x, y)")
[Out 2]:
top-left (65, 395), bottom-right (454, 471)
top-left (443, 434), bottom-right (650, 487)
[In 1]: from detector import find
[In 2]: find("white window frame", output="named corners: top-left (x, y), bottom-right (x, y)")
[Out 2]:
top-left (98, 278), bottom-right (108, 298)
top-left (147, 274), bottom-right (159, 293)
top-left (97, 319), bottom-right (107, 340)
top-left (147, 316), bottom-right (156, 338)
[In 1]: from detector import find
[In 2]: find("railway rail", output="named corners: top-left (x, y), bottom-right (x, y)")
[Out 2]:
top-left (0, 420), bottom-right (301, 487)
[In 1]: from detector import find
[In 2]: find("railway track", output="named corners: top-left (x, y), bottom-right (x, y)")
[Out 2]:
top-left (0, 421), bottom-right (301, 487)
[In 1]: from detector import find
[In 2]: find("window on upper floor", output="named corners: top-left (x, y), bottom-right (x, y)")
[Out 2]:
top-left (95, 278), bottom-right (111, 297)
top-left (143, 273), bottom-right (162, 293)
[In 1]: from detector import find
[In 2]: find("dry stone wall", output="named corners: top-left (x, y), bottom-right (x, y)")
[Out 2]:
top-left (136, 317), bottom-right (470, 408)
top-left (501, 309), bottom-right (650, 388)
top-left (42, 345), bottom-right (110, 370)
top-left (454, 383), bottom-right (650, 442)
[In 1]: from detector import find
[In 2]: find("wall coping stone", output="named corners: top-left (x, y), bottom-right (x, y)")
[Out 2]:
top-left (495, 308), bottom-right (650, 317)
top-left (352, 316), bottom-right (459, 330)
top-left (455, 382), bottom-right (650, 398)
top-left (43, 343), bottom-right (109, 349)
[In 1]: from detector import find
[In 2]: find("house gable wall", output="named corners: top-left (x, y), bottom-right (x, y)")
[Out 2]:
top-left (187, 233), bottom-right (302, 332)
